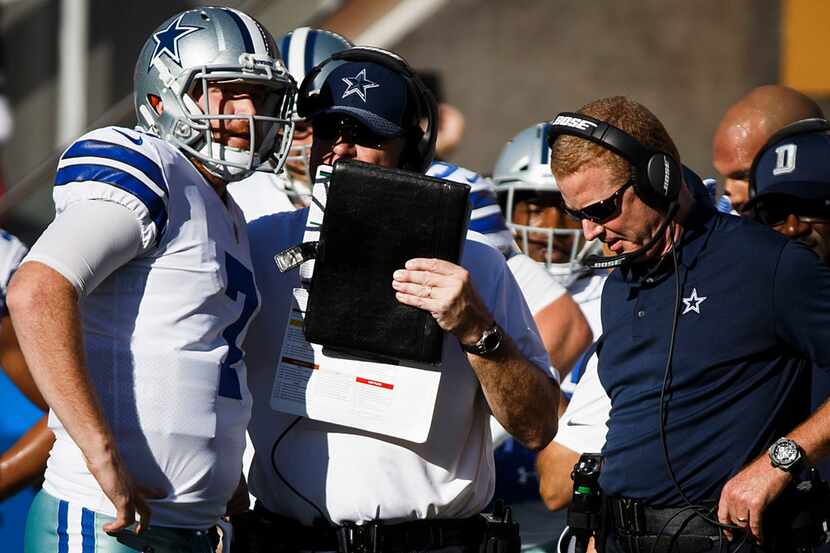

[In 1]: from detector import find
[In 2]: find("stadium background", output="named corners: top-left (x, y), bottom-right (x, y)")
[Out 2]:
top-left (0, 0), bottom-right (828, 550)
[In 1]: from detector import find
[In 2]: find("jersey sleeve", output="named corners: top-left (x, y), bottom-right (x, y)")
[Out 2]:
top-left (53, 126), bottom-right (169, 253)
top-left (506, 253), bottom-right (566, 314)
top-left (555, 351), bottom-right (610, 453)
top-left (0, 231), bottom-right (28, 316)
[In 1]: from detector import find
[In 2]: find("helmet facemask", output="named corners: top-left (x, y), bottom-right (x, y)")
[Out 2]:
top-left (140, 53), bottom-right (296, 183)
top-left (500, 182), bottom-right (598, 285)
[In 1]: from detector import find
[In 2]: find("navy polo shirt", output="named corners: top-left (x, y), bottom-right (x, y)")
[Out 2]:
top-left (597, 186), bottom-right (830, 506)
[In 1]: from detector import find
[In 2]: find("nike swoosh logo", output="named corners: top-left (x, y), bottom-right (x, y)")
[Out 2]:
top-left (465, 174), bottom-right (479, 183)
top-left (114, 129), bottom-right (143, 145)
top-left (566, 420), bottom-right (593, 427)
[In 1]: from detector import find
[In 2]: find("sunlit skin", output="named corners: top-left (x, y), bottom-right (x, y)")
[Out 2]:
top-left (712, 120), bottom-right (761, 213)
top-left (712, 85), bottom-right (823, 213)
top-left (556, 164), bottom-right (687, 265)
top-left (156, 82), bottom-right (274, 197)
top-left (511, 196), bottom-right (582, 264)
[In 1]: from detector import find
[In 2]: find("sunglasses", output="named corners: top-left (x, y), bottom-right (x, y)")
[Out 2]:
top-left (751, 200), bottom-right (830, 227)
top-left (312, 115), bottom-right (396, 149)
top-left (561, 180), bottom-right (633, 223)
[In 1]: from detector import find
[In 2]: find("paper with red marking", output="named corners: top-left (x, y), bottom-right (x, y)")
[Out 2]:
top-left (269, 165), bottom-right (442, 443)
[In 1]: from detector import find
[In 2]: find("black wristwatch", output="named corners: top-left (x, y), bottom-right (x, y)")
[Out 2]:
top-left (768, 437), bottom-right (805, 473)
top-left (461, 322), bottom-right (503, 356)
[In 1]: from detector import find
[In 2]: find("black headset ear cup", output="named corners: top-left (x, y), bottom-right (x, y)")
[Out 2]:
top-left (638, 152), bottom-right (680, 211)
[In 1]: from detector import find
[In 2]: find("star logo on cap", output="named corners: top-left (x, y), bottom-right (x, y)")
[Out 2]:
top-left (341, 69), bottom-right (380, 103)
top-left (147, 14), bottom-right (202, 72)
top-left (681, 288), bottom-right (707, 315)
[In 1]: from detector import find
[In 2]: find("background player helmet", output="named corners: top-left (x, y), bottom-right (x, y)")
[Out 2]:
top-left (277, 27), bottom-right (353, 182)
top-left (493, 123), bottom-right (599, 283)
top-left (134, 7), bottom-right (296, 181)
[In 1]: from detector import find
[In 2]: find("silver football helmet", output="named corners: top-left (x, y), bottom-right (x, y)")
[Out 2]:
top-left (134, 7), bottom-right (296, 182)
top-left (277, 27), bottom-right (353, 190)
top-left (493, 123), bottom-right (599, 284)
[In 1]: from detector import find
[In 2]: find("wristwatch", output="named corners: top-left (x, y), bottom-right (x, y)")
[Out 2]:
top-left (461, 322), bottom-right (503, 356)
top-left (768, 437), bottom-right (805, 473)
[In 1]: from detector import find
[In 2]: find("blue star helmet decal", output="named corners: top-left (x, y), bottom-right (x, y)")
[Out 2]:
top-left (147, 14), bottom-right (202, 72)
top-left (341, 68), bottom-right (380, 103)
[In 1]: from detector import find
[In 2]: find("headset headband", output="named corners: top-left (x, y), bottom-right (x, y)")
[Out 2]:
top-left (748, 117), bottom-right (830, 201)
top-left (547, 112), bottom-right (652, 167)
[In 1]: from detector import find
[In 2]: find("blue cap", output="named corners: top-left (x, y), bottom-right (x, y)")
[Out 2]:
top-left (311, 61), bottom-right (413, 137)
top-left (752, 132), bottom-right (830, 202)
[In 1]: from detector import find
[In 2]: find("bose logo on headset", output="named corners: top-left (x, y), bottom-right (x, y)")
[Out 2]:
top-left (551, 115), bottom-right (597, 132)
top-left (663, 157), bottom-right (671, 194)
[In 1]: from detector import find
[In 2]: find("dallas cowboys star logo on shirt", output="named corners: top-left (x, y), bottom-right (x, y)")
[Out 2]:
top-left (341, 69), bottom-right (380, 102)
top-left (147, 14), bottom-right (202, 72)
top-left (681, 288), bottom-right (707, 315)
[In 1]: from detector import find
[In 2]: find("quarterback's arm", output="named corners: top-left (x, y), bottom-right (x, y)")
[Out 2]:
top-left (393, 257), bottom-right (558, 451)
top-left (8, 200), bottom-right (155, 533)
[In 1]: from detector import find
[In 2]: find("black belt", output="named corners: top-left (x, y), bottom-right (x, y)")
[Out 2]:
top-left (606, 497), bottom-right (727, 553)
top-left (249, 502), bottom-right (483, 553)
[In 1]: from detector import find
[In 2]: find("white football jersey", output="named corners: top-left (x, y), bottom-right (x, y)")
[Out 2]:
top-left (34, 126), bottom-right (259, 528)
top-left (228, 171), bottom-right (298, 222)
top-left (0, 231), bottom-right (28, 315)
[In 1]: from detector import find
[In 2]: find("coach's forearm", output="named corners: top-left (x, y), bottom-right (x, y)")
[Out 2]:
top-left (7, 261), bottom-right (118, 468)
top-left (468, 331), bottom-right (559, 451)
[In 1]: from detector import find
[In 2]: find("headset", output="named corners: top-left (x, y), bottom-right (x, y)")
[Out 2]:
top-left (747, 117), bottom-right (830, 203)
top-left (296, 46), bottom-right (438, 173)
top-left (547, 112), bottom-right (682, 268)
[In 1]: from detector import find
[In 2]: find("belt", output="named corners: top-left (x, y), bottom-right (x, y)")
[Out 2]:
top-left (605, 497), bottom-right (725, 553)
top-left (249, 502), bottom-right (483, 553)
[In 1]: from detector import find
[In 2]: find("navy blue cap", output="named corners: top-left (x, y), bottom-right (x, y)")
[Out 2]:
top-left (310, 61), bottom-right (412, 137)
top-left (752, 132), bottom-right (830, 202)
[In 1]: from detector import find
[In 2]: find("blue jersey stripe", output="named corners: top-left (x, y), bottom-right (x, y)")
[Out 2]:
top-left (304, 29), bottom-right (319, 76)
top-left (429, 161), bottom-right (458, 179)
top-left (81, 508), bottom-right (95, 553)
top-left (223, 9), bottom-right (254, 53)
top-left (57, 500), bottom-right (69, 553)
top-left (469, 212), bottom-right (509, 234)
top-left (55, 164), bottom-right (168, 238)
top-left (470, 190), bottom-right (498, 209)
top-left (279, 35), bottom-right (290, 61)
top-left (63, 139), bottom-right (168, 195)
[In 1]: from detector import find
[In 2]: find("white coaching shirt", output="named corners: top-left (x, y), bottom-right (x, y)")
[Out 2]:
top-left (241, 208), bottom-right (552, 525)
top-left (25, 126), bottom-right (259, 528)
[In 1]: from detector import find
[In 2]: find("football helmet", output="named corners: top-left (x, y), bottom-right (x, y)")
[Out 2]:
top-left (493, 123), bottom-right (598, 284)
top-left (134, 7), bottom-right (296, 182)
top-left (277, 27), bottom-right (353, 190)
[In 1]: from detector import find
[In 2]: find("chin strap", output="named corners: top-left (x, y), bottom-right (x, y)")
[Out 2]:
top-left (583, 202), bottom-right (679, 269)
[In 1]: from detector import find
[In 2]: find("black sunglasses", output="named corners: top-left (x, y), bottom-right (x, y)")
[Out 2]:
top-left (312, 114), bottom-right (396, 149)
top-left (751, 198), bottom-right (830, 227)
top-left (561, 180), bottom-right (633, 223)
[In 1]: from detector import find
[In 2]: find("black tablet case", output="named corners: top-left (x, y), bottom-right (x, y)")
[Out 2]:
top-left (303, 159), bottom-right (471, 364)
